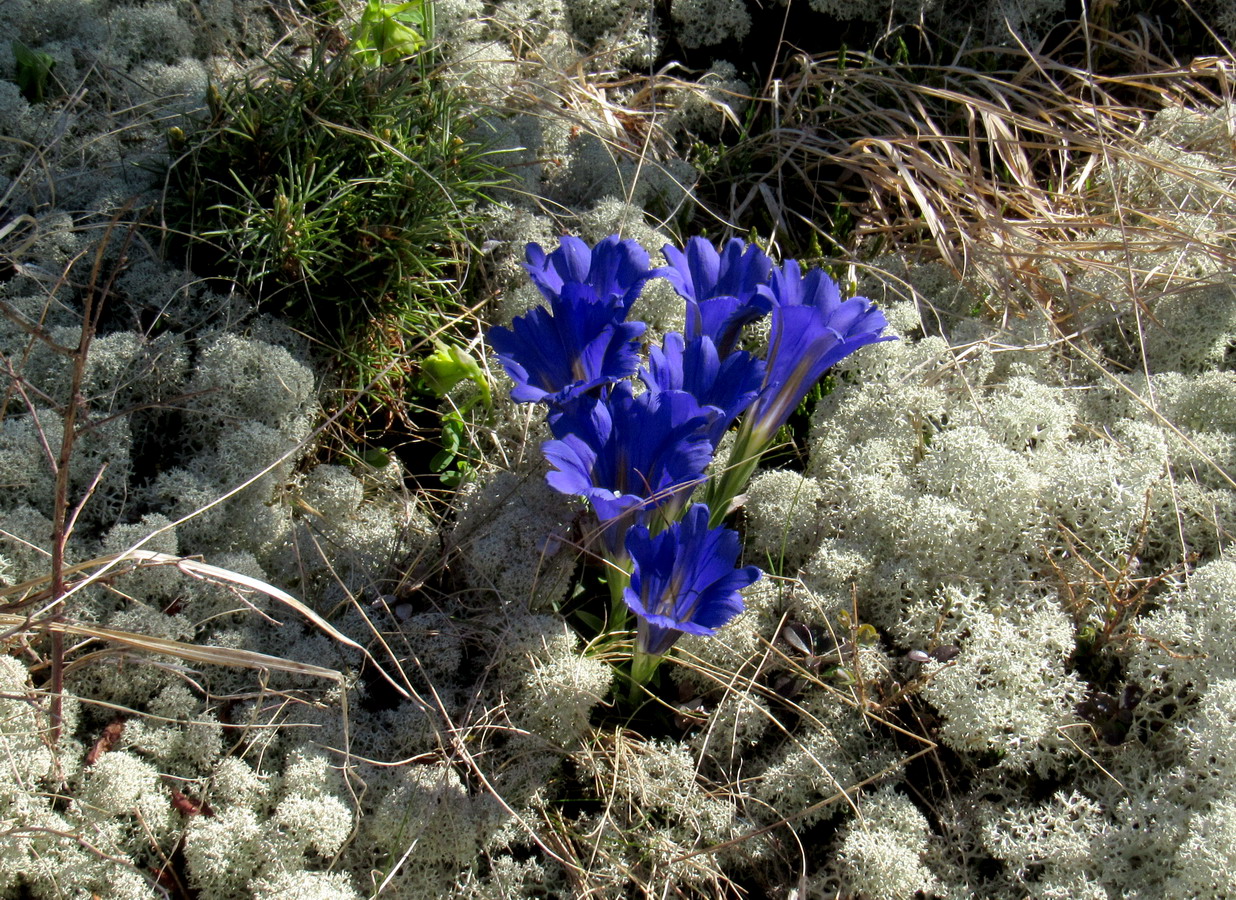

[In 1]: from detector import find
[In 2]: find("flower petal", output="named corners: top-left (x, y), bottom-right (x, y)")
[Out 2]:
top-left (489, 281), bottom-right (646, 405)
top-left (541, 384), bottom-right (714, 555)
top-left (623, 504), bottom-right (761, 657)
top-left (748, 263), bottom-right (894, 442)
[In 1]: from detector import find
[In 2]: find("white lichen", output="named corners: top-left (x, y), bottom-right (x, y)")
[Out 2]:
top-left (670, 0), bottom-right (751, 48)
top-left (833, 785), bottom-right (937, 900)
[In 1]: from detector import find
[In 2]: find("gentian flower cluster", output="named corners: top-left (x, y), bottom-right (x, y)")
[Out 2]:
top-left (488, 234), bottom-right (893, 688)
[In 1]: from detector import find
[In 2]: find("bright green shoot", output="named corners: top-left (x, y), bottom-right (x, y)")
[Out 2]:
top-left (421, 340), bottom-right (491, 413)
top-left (421, 340), bottom-right (492, 486)
top-left (12, 41), bottom-right (57, 103)
top-left (351, 0), bottom-right (434, 66)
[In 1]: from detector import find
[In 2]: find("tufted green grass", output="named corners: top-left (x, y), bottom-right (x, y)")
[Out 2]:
top-left (162, 18), bottom-right (504, 419)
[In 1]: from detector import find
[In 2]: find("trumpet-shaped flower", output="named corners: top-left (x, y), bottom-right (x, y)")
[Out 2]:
top-left (489, 282), bottom-right (646, 405)
top-left (624, 503), bottom-right (761, 658)
top-left (661, 236), bottom-right (772, 308)
top-left (688, 293), bottom-right (774, 358)
top-left (524, 235), bottom-right (656, 312)
top-left (542, 383), bottom-right (713, 553)
top-left (641, 332), bottom-right (764, 447)
top-left (661, 237), bottom-right (774, 356)
top-left (748, 259), bottom-right (894, 444)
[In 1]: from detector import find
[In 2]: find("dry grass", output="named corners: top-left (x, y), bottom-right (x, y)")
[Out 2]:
top-left (720, 21), bottom-right (1236, 329)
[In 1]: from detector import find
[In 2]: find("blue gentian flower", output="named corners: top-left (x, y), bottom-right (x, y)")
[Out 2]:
top-left (624, 503), bottom-right (761, 658)
top-left (661, 236), bottom-right (772, 307)
top-left (641, 333), bottom-right (765, 447)
top-left (661, 237), bottom-right (774, 356)
top-left (488, 282), bottom-right (646, 405)
top-left (542, 383), bottom-right (714, 553)
top-left (524, 235), bottom-right (656, 312)
top-left (748, 259), bottom-right (894, 444)
top-left (687, 294), bottom-right (773, 358)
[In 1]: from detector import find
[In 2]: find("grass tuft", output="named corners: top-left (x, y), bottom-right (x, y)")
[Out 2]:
top-left (162, 25), bottom-right (505, 415)
top-left (701, 20), bottom-right (1236, 326)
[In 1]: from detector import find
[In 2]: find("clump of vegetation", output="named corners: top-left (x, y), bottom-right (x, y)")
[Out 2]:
top-left (10, 40), bottom-right (57, 103)
top-left (163, 10), bottom-right (503, 412)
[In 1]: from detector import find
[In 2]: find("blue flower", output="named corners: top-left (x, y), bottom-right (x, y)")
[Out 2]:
top-left (641, 333), bottom-right (765, 447)
top-left (624, 503), bottom-right (761, 657)
top-left (661, 236), bottom-right (772, 307)
top-left (748, 260), bottom-right (894, 444)
top-left (661, 237), bottom-right (774, 356)
top-left (524, 235), bottom-right (656, 312)
top-left (542, 383), bottom-right (714, 553)
top-left (687, 294), bottom-right (774, 358)
top-left (488, 282), bottom-right (646, 405)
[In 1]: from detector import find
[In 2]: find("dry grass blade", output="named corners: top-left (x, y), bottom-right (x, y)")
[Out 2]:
top-left (0, 612), bottom-right (344, 682)
top-left (143, 551), bottom-right (367, 652)
top-left (1, 550), bottom-right (359, 652)
top-left (731, 25), bottom-right (1236, 323)
top-left (0, 549), bottom-right (417, 698)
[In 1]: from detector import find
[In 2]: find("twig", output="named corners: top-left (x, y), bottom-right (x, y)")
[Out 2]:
top-left (47, 207), bottom-right (135, 745)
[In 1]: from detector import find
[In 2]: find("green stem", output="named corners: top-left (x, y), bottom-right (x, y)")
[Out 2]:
top-left (629, 646), bottom-right (663, 702)
top-left (704, 420), bottom-right (769, 528)
top-left (606, 557), bottom-right (632, 633)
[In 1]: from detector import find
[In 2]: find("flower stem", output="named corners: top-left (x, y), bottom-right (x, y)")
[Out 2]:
top-left (704, 420), bottom-right (768, 528)
top-left (629, 647), bottom-right (663, 701)
top-left (606, 557), bottom-right (632, 633)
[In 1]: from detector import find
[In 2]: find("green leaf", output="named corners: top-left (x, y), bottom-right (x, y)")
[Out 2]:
top-left (856, 623), bottom-right (879, 646)
top-left (441, 420), bottom-right (463, 452)
top-left (429, 448), bottom-right (455, 473)
top-left (430, 412), bottom-right (465, 473)
top-left (351, 0), bottom-right (434, 66)
top-left (12, 41), bottom-right (56, 103)
top-left (827, 666), bottom-right (857, 685)
top-left (573, 609), bottom-right (606, 637)
top-left (421, 340), bottom-right (492, 411)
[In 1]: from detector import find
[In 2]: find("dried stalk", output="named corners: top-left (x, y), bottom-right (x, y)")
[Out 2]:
top-left (46, 210), bottom-right (135, 744)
